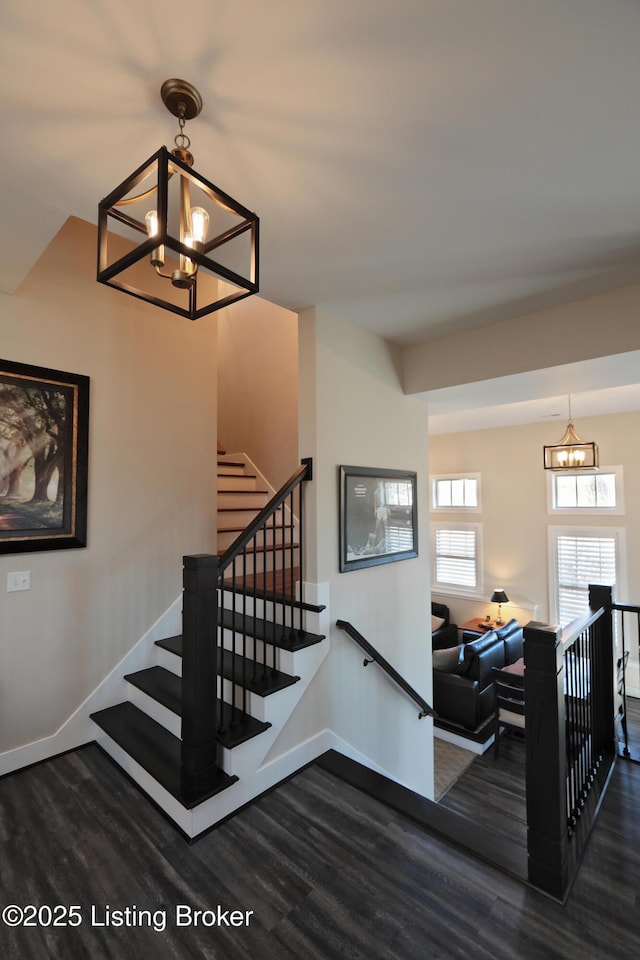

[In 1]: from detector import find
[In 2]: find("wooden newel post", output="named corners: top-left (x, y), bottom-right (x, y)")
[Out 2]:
top-left (181, 554), bottom-right (220, 804)
top-left (524, 619), bottom-right (569, 900)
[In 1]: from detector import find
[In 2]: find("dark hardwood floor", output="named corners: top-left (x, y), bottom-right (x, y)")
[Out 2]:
top-left (439, 733), bottom-right (527, 855)
top-left (1, 743), bottom-right (639, 959)
top-left (438, 697), bottom-right (640, 858)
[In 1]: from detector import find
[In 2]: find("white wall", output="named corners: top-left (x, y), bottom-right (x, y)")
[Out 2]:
top-left (0, 217), bottom-right (218, 755)
top-left (217, 296), bottom-right (298, 489)
top-left (281, 306), bottom-right (434, 797)
top-left (404, 284), bottom-right (640, 394)
top-left (429, 411), bottom-right (640, 689)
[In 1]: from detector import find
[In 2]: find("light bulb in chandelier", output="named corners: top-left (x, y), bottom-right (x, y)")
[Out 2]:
top-left (144, 210), bottom-right (165, 268)
top-left (188, 207), bottom-right (209, 245)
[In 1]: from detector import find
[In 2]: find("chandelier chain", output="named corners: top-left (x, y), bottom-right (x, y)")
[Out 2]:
top-left (174, 104), bottom-right (191, 151)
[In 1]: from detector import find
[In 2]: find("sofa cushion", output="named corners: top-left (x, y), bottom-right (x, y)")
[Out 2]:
top-left (432, 644), bottom-right (462, 672)
top-left (496, 619), bottom-right (524, 663)
top-left (457, 630), bottom-right (506, 684)
top-left (431, 601), bottom-right (450, 624)
top-left (432, 623), bottom-right (459, 650)
top-left (431, 614), bottom-right (445, 632)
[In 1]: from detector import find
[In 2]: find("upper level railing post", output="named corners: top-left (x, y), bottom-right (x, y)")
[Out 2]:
top-left (181, 554), bottom-right (220, 804)
top-left (523, 620), bottom-right (569, 900)
top-left (589, 584), bottom-right (615, 760)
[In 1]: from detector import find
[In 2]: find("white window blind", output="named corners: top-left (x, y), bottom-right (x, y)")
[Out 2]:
top-left (555, 534), bottom-right (616, 625)
top-left (434, 527), bottom-right (477, 589)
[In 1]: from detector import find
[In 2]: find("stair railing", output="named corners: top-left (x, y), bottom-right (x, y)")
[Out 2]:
top-left (217, 458), bottom-right (314, 728)
top-left (611, 600), bottom-right (640, 763)
top-left (524, 584), bottom-right (616, 901)
top-left (336, 619), bottom-right (436, 719)
top-left (181, 459), bottom-right (314, 803)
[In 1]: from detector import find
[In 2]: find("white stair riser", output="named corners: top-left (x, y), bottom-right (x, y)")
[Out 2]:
top-left (218, 508), bottom-right (288, 527)
top-left (220, 629), bottom-right (297, 674)
top-left (217, 526), bottom-right (295, 551)
top-left (218, 547), bottom-right (299, 577)
top-left (219, 591), bottom-right (309, 629)
top-left (127, 684), bottom-right (182, 738)
top-left (218, 491), bottom-right (270, 510)
top-left (219, 678), bottom-right (268, 721)
top-left (218, 475), bottom-right (260, 492)
top-left (154, 645), bottom-right (183, 677)
top-left (217, 462), bottom-right (247, 476)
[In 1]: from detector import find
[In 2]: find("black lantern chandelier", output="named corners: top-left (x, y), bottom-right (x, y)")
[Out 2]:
top-left (97, 79), bottom-right (259, 320)
top-left (543, 396), bottom-right (599, 470)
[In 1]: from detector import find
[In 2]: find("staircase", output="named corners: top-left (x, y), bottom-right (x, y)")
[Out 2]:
top-left (91, 459), bottom-right (327, 839)
top-left (217, 453), bottom-right (300, 593)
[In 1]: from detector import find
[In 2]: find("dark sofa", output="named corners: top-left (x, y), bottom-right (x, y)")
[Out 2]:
top-left (433, 619), bottom-right (523, 732)
top-left (431, 601), bottom-right (458, 649)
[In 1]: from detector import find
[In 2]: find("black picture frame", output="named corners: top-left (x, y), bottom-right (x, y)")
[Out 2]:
top-left (0, 359), bottom-right (89, 554)
top-left (339, 465), bottom-right (418, 572)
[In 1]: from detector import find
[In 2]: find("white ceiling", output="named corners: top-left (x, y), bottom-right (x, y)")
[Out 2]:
top-left (2, 0), bottom-right (640, 424)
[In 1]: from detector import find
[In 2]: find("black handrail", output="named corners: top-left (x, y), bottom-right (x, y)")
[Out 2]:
top-left (336, 619), bottom-right (436, 719)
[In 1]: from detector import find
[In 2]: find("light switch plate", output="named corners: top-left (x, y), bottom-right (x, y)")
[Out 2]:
top-left (7, 571), bottom-right (31, 592)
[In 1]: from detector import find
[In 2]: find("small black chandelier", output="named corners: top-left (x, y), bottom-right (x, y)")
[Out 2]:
top-left (97, 79), bottom-right (259, 320)
top-left (543, 396), bottom-right (599, 470)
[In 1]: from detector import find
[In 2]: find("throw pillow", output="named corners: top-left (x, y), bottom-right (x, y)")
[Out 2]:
top-left (431, 614), bottom-right (445, 632)
top-left (432, 644), bottom-right (462, 672)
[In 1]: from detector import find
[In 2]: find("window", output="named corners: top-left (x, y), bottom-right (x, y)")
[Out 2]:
top-left (431, 522), bottom-right (483, 595)
top-left (547, 466), bottom-right (624, 516)
top-left (549, 526), bottom-right (624, 626)
top-left (431, 473), bottom-right (480, 512)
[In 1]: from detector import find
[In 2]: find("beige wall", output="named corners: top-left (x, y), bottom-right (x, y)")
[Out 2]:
top-left (429, 412), bottom-right (640, 688)
top-left (0, 217), bottom-right (218, 753)
top-left (217, 297), bottom-right (298, 489)
top-left (283, 306), bottom-right (434, 797)
top-left (404, 285), bottom-right (640, 394)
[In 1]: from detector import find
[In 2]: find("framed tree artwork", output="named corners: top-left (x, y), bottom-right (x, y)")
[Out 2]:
top-left (339, 465), bottom-right (418, 572)
top-left (0, 359), bottom-right (89, 553)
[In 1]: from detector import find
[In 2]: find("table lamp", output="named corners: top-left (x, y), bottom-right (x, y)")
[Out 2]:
top-left (491, 589), bottom-right (509, 626)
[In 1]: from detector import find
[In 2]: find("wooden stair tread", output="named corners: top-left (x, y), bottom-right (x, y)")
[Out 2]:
top-left (218, 522), bottom-right (288, 532)
top-left (156, 607), bottom-right (325, 656)
top-left (218, 506), bottom-right (275, 513)
top-left (153, 638), bottom-right (299, 695)
top-left (217, 471), bottom-right (257, 479)
top-left (217, 460), bottom-right (245, 468)
top-left (220, 609), bottom-right (325, 651)
top-left (123, 666), bottom-right (272, 748)
top-left (90, 702), bottom-right (237, 808)
top-left (218, 488), bottom-right (267, 495)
